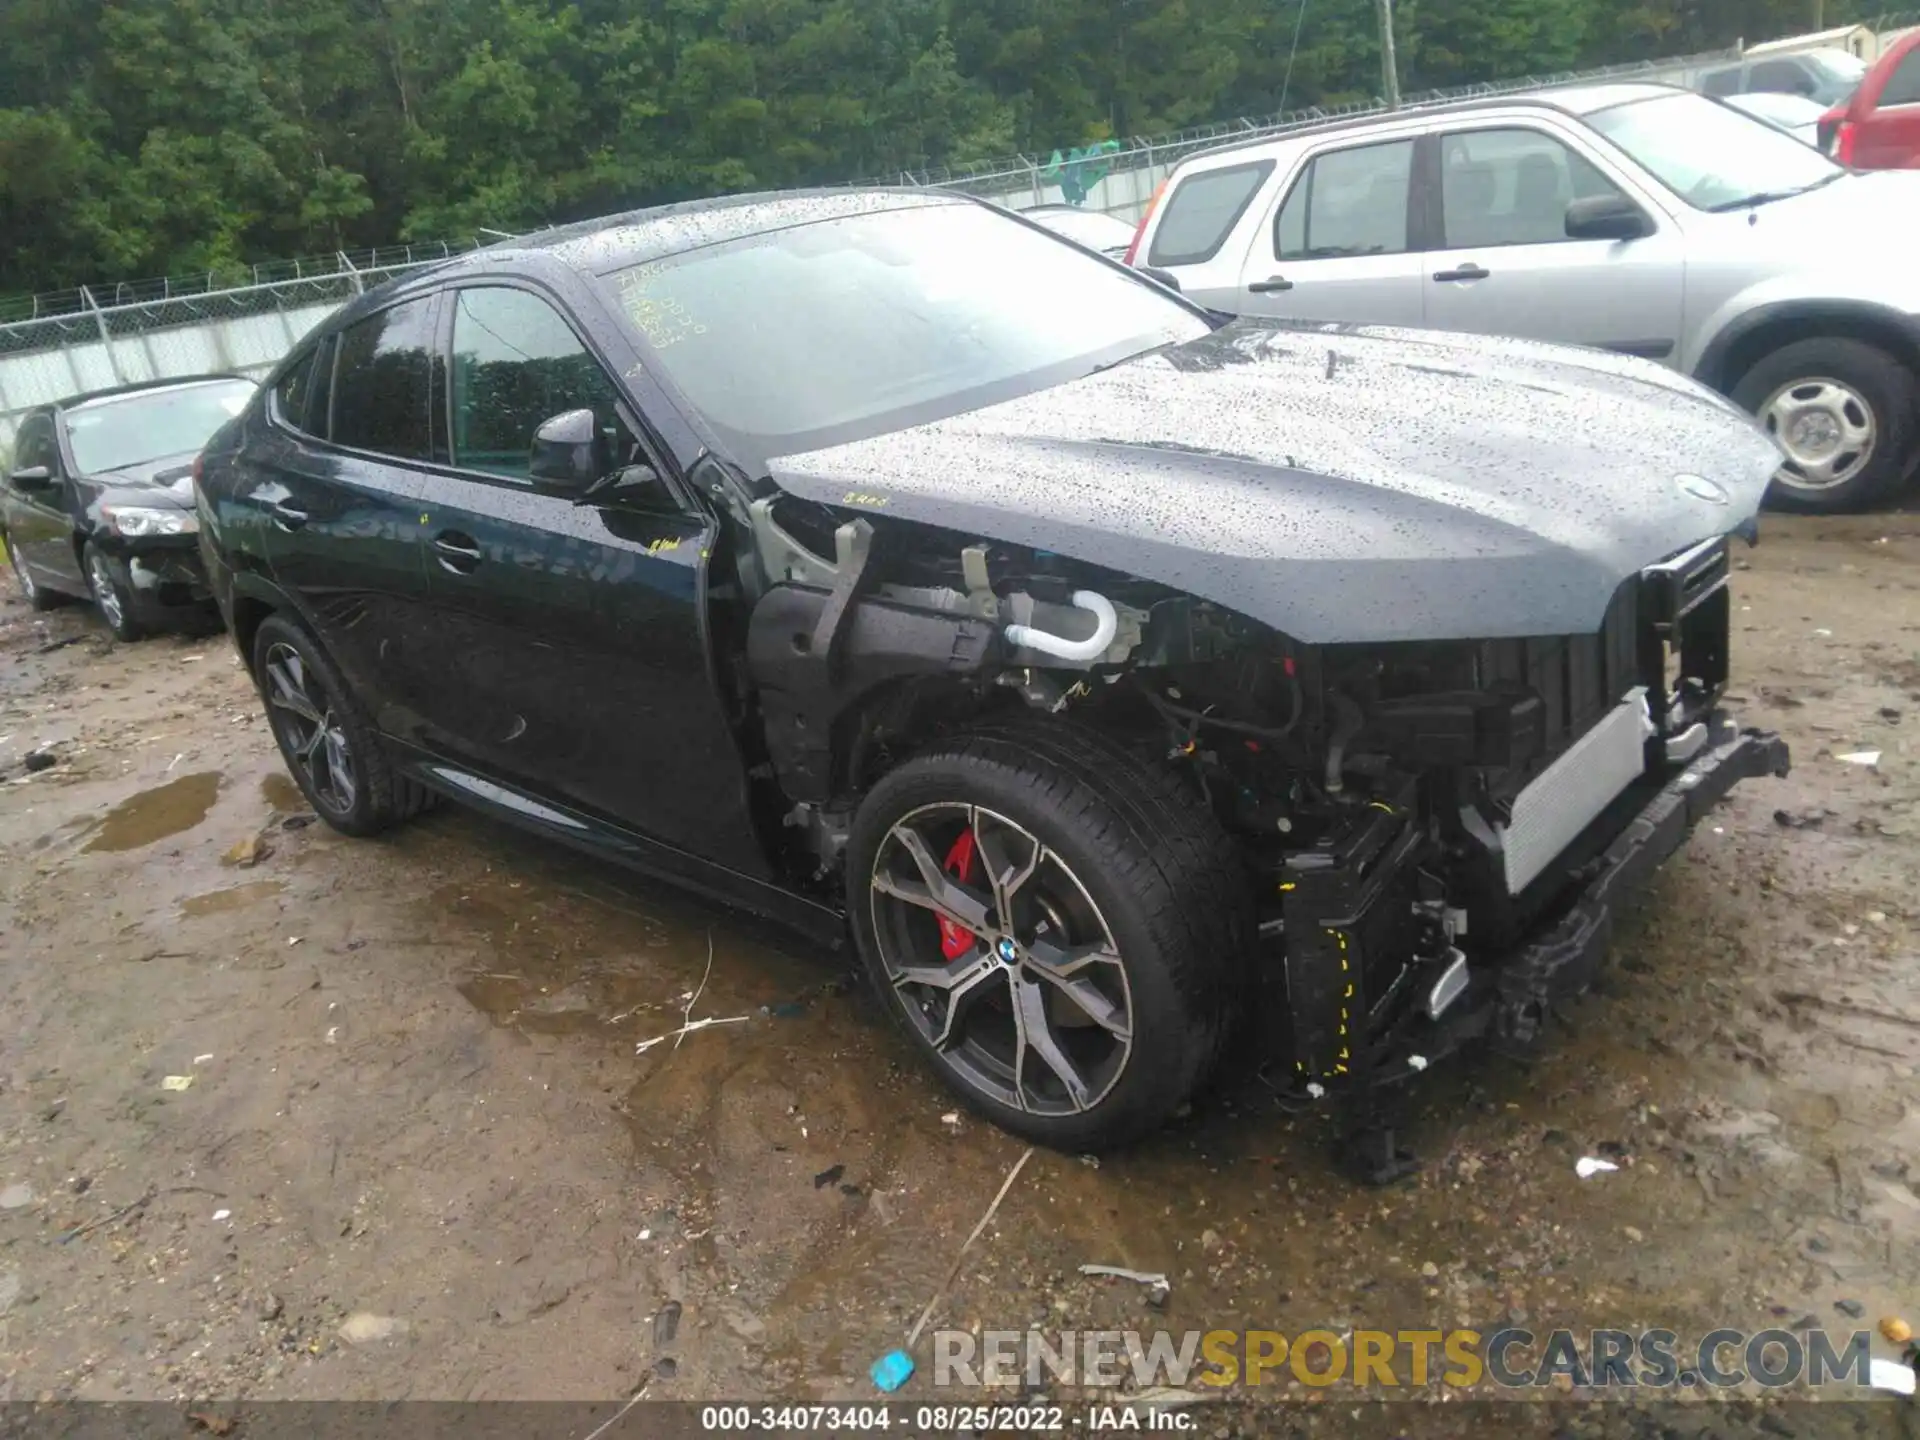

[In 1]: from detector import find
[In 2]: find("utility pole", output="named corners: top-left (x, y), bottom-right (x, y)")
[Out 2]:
top-left (1376, 0), bottom-right (1402, 108)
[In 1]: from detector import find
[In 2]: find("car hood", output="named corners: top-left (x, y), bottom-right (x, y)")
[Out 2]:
top-left (767, 319), bottom-right (1780, 644)
top-left (77, 452), bottom-right (199, 508)
top-left (1737, 169), bottom-right (1920, 254)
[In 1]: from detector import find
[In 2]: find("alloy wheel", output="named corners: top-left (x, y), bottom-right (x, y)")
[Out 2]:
top-left (868, 803), bottom-right (1134, 1116)
top-left (1760, 376), bottom-right (1876, 492)
top-left (262, 640), bottom-right (358, 816)
top-left (85, 550), bottom-right (125, 632)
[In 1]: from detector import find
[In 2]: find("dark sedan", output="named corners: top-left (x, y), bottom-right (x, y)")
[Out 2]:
top-left (4, 375), bottom-right (257, 638)
top-left (195, 190), bottom-right (1787, 1169)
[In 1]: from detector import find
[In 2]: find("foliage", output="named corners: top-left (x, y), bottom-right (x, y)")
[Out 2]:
top-left (0, 0), bottom-right (1876, 295)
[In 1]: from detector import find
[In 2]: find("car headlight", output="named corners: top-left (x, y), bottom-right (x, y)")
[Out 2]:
top-left (99, 505), bottom-right (197, 538)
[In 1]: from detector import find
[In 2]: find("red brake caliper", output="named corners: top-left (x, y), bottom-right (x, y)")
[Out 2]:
top-left (937, 830), bottom-right (979, 960)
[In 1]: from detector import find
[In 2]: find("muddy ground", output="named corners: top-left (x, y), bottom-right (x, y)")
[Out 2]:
top-left (1, 515), bottom-right (1917, 1435)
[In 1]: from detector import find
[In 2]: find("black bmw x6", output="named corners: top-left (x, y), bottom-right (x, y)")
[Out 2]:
top-left (195, 190), bottom-right (1789, 1171)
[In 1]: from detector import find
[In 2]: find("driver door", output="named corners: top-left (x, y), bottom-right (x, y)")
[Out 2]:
top-left (407, 281), bottom-right (767, 876)
top-left (1421, 124), bottom-right (1685, 363)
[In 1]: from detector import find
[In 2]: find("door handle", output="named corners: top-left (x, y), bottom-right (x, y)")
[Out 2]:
top-left (1248, 275), bottom-right (1295, 293)
top-left (268, 500), bottom-right (309, 531)
top-left (1433, 263), bottom-right (1489, 282)
top-left (432, 530), bottom-right (483, 574)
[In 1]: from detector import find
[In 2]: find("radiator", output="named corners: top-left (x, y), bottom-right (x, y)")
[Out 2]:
top-left (1498, 687), bottom-right (1651, 894)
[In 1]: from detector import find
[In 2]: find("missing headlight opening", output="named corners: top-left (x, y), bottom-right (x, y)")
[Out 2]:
top-left (745, 509), bottom-right (1788, 1183)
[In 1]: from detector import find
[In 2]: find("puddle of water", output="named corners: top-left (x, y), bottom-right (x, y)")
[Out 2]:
top-left (180, 880), bottom-right (286, 917)
top-left (82, 772), bottom-right (222, 853)
top-left (260, 772), bottom-right (307, 811)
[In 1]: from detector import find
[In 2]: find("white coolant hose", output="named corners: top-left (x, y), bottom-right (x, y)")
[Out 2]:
top-left (1003, 590), bottom-right (1117, 663)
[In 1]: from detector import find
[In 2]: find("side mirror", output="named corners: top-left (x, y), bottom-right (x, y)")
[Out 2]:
top-left (573, 462), bottom-right (672, 509)
top-left (528, 409), bottom-right (609, 488)
top-left (1565, 194), bottom-right (1654, 241)
top-left (1137, 265), bottom-right (1183, 293)
top-left (10, 464), bottom-right (53, 489)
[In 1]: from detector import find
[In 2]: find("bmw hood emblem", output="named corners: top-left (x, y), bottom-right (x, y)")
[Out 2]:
top-left (1674, 473), bottom-right (1730, 505)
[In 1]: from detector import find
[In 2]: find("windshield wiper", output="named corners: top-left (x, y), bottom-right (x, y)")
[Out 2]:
top-left (1705, 172), bottom-right (1842, 212)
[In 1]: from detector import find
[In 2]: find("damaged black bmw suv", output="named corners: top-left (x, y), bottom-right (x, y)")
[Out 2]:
top-left (196, 191), bottom-right (1789, 1171)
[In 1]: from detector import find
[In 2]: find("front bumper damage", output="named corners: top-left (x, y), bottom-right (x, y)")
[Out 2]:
top-left (109, 540), bottom-right (213, 620)
top-left (1290, 712), bottom-right (1788, 1183)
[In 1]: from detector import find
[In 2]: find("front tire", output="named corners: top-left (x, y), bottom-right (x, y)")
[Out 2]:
top-left (846, 722), bottom-right (1252, 1152)
top-left (83, 542), bottom-right (144, 641)
top-left (251, 613), bottom-right (435, 838)
top-left (1732, 337), bottom-right (1918, 513)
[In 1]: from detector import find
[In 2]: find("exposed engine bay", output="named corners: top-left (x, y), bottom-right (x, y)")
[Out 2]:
top-left (737, 492), bottom-right (1787, 1174)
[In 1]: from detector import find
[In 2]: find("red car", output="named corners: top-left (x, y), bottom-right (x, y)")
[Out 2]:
top-left (1820, 30), bottom-right (1920, 167)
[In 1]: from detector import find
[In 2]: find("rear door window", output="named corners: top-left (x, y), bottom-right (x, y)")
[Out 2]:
top-left (1882, 48), bottom-right (1920, 106)
top-left (1147, 160), bottom-right (1275, 267)
top-left (329, 299), bottom-right (437, 460)
top-left (1274, 139), bottom-right (1415, 260)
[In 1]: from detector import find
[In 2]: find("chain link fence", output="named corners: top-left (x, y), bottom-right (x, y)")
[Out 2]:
top-left (7, 9), bottom-right (1920, 457)
top-left (0, 243), bottom-right (490, 455)
top-left (868, 45), bottom-right (1789, 220)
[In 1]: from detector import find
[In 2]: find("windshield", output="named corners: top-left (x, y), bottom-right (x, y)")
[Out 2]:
top-left (601, 202), bottom-right (1207, 459)
top-left (1804, 49), bottom-right (1869, 102)
top-left (64, 380), bottom-right (257, 474)
top-left (1586, 91), bottom-right (1842, 209)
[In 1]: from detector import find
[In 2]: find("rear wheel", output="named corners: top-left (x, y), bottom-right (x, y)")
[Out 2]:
top-left (251, 613), bottom-right (435, 837)
top-left (846, 722), bottom-right (1251, 1152)
top-left (1732, 337), bottom-right (1918, 513)
top-left (6, 537), bottom-right (61, 612)
top-left (83, 542), bottom-right (144, 641)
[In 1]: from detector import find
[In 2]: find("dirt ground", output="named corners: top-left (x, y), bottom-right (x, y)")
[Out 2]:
top-left (1, 514), bottom-right (1917, 1433)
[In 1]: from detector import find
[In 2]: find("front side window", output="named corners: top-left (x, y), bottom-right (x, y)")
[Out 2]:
top-left (1274, 139), bottom-right (1415, 261)
top-left (601, 201), bottom-right (1206, 460)
top-left (1147, 160), bottom-right (1275, 267)
top-left (14, 414), bottom-right (58, 474)
top-left (62, 380), bottom-right (256, 474)
top-left (1439, 128), bottom-right (1625, 247)
top-left (1586, 91), bottom-right (1840, 210)
top-left (449, 287), bottom-right (628, 479)
top-left (329, 298), bottom-right (436, 459)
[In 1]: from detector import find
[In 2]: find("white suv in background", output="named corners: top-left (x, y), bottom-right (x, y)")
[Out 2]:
top-left (1128, 82), bottom-right (1920, 512)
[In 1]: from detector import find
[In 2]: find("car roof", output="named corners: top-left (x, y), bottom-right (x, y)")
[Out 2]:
top-left (321, 188), bottom-right (969, 332)
top-left (1725, 90), bottom-right (1826, 115)
top-left (1172, 81), bottom-right (1684, 170)
top-left (42, 373), bottom-right (253, 416)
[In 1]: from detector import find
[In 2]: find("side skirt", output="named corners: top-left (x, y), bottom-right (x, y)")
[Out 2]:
top-left (389, 744), bottom-right (849, 951)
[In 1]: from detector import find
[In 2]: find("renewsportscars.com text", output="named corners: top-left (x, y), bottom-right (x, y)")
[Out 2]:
top-left (933, 1327), bottom-right (1879, 1390)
